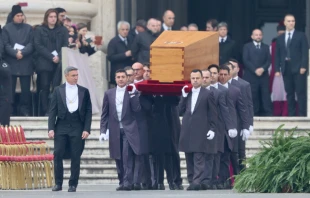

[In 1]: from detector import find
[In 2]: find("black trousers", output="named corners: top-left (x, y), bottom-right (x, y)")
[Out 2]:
top-left (11, 75), bottom-right (31, 115)
top-left (212, 152), bottom-right (221, 183)
top-left (250, 75), bottom-right (273, 116)
top-left (0, 99), bottom-right (11, 125)
top-left (185, 152), bottom-right (206, 185)
top-left (283, 61), bottom-right (307, 116)
top-left (219, 138), bottom-right (233, 182)
top-left (201, 154), bottom-right (214, 185)
top-left (238, 133), bottom-right (246, 171)
top-left (165, 150), bottom-right (183, 185)
top-left (133, 154), bottom-right (152, 185)
top-left (37, 71), bottom-right (54, 116)
top-left (115, 129), bottom-right (135, 187)
top-left (54, 134), bottom-right (84, 187)
top-left (152, 154), bottom-right (165, 185)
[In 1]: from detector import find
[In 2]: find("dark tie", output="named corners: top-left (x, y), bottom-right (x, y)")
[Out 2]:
top-left (221, 38), bottom-right (224, 43)
top-left (256, 44), bottom-right (260, 49)
top-left (124, 38), bottom-right (128, 46)
top-left (286, 32), bottom-right (291, 58)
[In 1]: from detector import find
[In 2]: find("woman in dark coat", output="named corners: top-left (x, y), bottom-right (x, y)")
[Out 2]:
top-left (76, 23), bottom-right (98, 56)
top-left (33, 9), bottom-right (68, 115)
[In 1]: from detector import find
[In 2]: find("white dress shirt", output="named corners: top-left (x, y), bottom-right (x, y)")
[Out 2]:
top-left (66, 82), bottom-right (79, 113)
top-left (220, 82), bottom-right (229, 88)
top-left (211, 82), bottom-right (219, 89)
top-left (163, 23), bottom-right (172, 31)
top-left (116, 86), bottom-right (126, 128)
top-left (253, 41), bottom-right (261, 49)
top-left (219, 36), bottom-right (227, 43)
top-left (285, 29), bottom-right (294, 45)
top-left (206, 86), bottom-right (210, 90)
top-left (191, 87), bottom-right (201, 114)
top-left (228, 78), bottom-right (232, 84)
top-left (134, 79), bottom-right (143, 83)
top-left (233, 76), bottom-right (239, 81)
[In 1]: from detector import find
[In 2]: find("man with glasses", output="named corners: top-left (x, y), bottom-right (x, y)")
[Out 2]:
top-left (124, 66), bottom-right (135, 84)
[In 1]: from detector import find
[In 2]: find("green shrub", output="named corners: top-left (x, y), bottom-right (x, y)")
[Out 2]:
top-left (234, 124), bottom-right (310, 193)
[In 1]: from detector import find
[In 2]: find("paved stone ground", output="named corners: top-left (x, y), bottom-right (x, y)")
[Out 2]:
top-left (0, 185), bottom-right (309, 198)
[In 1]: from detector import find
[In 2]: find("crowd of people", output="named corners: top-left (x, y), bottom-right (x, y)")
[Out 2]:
top-left (0, 5), bottom-right (103, 123)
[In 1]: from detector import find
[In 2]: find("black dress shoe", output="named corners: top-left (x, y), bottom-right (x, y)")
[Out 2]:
top-left (223, 181), bottom-right (232, 189)
top-left (52, 185), bottom-right (62, 191)
top-left (122, 186), bottom-right (132, 191)
top-left (68, 186), bottom-right (76, 192)
top-left (200, 183), bottom-right (212, 190)
top-left (158, 184), bottom-right (165, 190)
top-left (175, 184), bottom-right (184, 190)
top-left (142, 184), bottom-right (152, 190)
top-left (116, 186), bottom-right (124, 191)
top-left (169, 183), bottom-right (176, 190)
top-left (216, 182), bottom-right (224, 189)
top-left (152, 183), bottom-right (158, 190)
top-left (187, 184), bottom-right (200, 191)
top-left (133, 183), bottom-right (141, 190)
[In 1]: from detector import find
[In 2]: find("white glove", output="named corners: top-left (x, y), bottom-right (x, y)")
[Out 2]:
top-left (182, 85), bottom-right (189, 97)
top-left (206, 130), bottom-right (215, 140)
top-left (240, 129), bottom-right (250, 141)
top-left (228, 129), bottom-right (237, 138)
top-left (99, 130), bottom-right (109, 142)
top-left (249, 125), bottom-right (254, 135)
top-left (128, 84), bottom-right (136, 95)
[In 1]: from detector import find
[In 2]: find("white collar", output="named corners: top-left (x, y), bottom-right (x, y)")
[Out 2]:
top-left (192, 86), bottom-right (201, 93)
top-left (118, 34), bottom-right (126, 41)
top-left (134, 79), bottom-right (143, 83)
top-left (116, 85), bottom-right (126, 91)
top-left (135, 29), bottom-right (139, 35)
top-left (220, 82), bottom-right (229, 88)
top-left (66, 82), bottom-right (77, 89)
top-left (211, 82), bottom-right (218, 89)
top-left (219, 36), bottom-right (227, 42)
top-left (163, 23), bottom-right (171, 31)
top-left (233, 76), bottom-right (239, 81)
top-left (286, 29), bottom-right (295, 35)
top-left (206, 86), bottom-right (210, 90)
top-left (253, 41), bottom-right (261, 46)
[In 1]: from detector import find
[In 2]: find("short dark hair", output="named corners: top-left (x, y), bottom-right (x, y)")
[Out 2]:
top-left (115, 69), bottom-right (127, 76)
top-left (207, 19), bottom-right (218, 29)
top-left (208, 64), bottom-right (219, 72)
top-left (124, 66), bottom-right (133, 71)
top-left (229, 58), bottom-right (239, 65)
top-left (219, 65), bottom-right (230, 74)
top-left (191, 69), bottom-right (202, 76)
top-left (143, 62), bottom-right (150, 67)
top-left (54, 7), bottom-right (66, 14)
top-left (223, 62), bottom-right (235, 70)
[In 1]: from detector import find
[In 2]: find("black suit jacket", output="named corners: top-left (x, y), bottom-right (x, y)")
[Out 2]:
top-left (48, 83), bottom-right (92, 133)
top-left (219, 36), bottom-right (238, 65)
top-left (275, 30), bottom-right (309, 74)
top-left (107, 35), bottom-right (134, 83)
top-left (243, 41), bottom-right (271, 79)
top-left (179, 88), bottom-right (217, 153)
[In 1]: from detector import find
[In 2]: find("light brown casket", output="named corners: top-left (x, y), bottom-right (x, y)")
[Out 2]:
top-left (150, 31), bottom-right (219, 82)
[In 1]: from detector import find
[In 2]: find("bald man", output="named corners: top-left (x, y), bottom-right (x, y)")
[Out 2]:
top-left (161, 10), bottom-right (175, 32)
top-left (243, 29), bottom-right (272, 116)
top-left (131, 18), bottom-right (159, 63)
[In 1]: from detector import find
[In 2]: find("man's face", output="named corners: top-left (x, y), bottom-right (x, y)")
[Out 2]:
top-left (190, 72), bottom-right (202, 88)
top-left (209, 67), bottom-right (219, 84)
top-left (13, 13), bottom-right (24, 24)
top-left (163, 11), bottom-right (175, 27)
top-left (65, 70), bottom-right (79, 85)
top-left (119, 24), bottom-right (129, 38)
top-left (143, 66), bottom-right (151, 80)
top-left (206, 23), bottom-right (216, 31)
top-left (126, 69), bottom-right (135, 84)
top-left (147, 20), bottom-right (158, 34)
top-left (64, 19), bottom-right (72, 30)
top-left (229, 61), bottom-right (239, 77)
top-left (219, 69), bottom-right (229, 84)
top-left (188, 26), bottom-right (198, 31)
top-left (115, 72), bottom-right (128, 87)
top-left (136, 26), bottom-right (145, 33)
top-left (202, 71), bottom-right (211, 87)
top-left (251, 29), bottom-right (263, 42)
top-left (132, 63), bottom-right (144, 80)
top-left (156, 21), bottom-right (162, 32)
top-left (284, 16), bottom-right (295, 31)
top-left (180, 26), bottom-right (188, 31)
top-left (58, 12), bottom-right (66, 22)
top-left (48, 12), bottom-right (57, 26)
top-left (218, 26), bottom-right (228, 37)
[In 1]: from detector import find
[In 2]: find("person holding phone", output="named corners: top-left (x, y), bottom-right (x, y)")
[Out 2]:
top-left (34, 9), bottom-right (68, 116)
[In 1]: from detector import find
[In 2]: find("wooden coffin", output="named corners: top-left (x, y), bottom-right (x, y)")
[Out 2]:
top-left (150, 31), bottom-right (219, 82)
